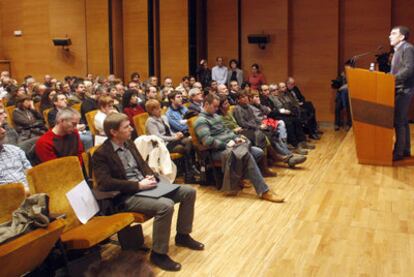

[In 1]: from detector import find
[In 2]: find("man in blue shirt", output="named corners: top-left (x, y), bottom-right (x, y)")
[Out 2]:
top-left (166, 91), bottom-right (189, 134)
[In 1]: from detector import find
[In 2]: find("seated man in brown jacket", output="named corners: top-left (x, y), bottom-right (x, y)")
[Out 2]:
top-left (92, 113), bottom-right (204, 272)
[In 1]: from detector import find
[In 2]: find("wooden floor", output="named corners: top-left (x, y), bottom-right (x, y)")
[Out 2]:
top-left (103, 126), bottom-right (414, 276)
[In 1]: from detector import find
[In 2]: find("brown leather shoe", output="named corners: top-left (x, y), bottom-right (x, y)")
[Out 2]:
top-left (262, 168), bottom-right (278, 177)
top-left (224, 190), bottom-right (239, 196)
top-left (261, 190), bottom-right (285, 203)
top-left (240, 180), bottom-right (252, 188)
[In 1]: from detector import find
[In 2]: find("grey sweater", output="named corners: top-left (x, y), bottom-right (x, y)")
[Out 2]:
top-left (145, 115), bottom-right (177, 143)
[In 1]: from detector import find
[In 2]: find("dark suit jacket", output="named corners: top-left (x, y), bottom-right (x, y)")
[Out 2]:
top-left (12, 108), bottom-right (46, 140)
top-left (392, 41), bottom-right (414, 92)
top-left (80, 97), bottom-right (98, 126)
top-left (188, 101), bottom-right (203, 114)
top-left (289, 86), bottom-right (306, 103)
top-left (92, 139), bottom-right (156, 194)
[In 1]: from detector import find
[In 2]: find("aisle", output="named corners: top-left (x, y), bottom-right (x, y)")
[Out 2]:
top-left (105, 127), bottom-right (414, 276)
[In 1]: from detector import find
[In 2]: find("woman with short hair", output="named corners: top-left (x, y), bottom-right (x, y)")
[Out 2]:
top-left (95, 95), bottom-right (118, 136)
top-left (145, 99), bottom-right (199, 183)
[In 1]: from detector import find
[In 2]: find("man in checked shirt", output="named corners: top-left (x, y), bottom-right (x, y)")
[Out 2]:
top-left (0, 104), bottom-right (31, 192)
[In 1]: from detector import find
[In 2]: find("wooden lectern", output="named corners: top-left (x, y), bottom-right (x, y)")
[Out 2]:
top-left (346, 67), bottom-right (395, 166)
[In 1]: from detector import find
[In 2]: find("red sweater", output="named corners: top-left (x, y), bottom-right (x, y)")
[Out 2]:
top-left (248, 73), bottom-right (267, 90)
top-left (124, 106), bottom-right (145, 124)
top-left (35, 129), bottom-right (84, 164)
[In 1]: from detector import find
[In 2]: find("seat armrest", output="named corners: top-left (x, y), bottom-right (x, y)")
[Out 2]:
top-left (49, 213), bottom-right (66, 220)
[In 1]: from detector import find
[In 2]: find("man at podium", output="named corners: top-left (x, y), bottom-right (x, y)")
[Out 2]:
top-left (389, 26), bottom-right (414, 161)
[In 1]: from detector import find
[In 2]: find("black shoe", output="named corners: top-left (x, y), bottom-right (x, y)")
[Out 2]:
top-left (150, 252), bottom-right (181, 271)
top-left (192, 165), bottom-right (201, 175)
top-left (334, 125), bottom-right (340, 131)
top-left (175, 234), bottom-right (205, 250)
top-left (316, 129), bottom-right (324, 135)
top-left (185, 175), bottom-right (200, 184)
top-left (403, 152), bottom-right (411, 157)
top-left (309, 133), bottom-right (320, 140)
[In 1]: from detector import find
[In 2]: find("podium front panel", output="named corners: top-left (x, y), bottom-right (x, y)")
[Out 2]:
top-left (346, 67), bottom-right (394, 166)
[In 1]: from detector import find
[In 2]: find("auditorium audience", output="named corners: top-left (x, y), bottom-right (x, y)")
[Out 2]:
top-left (187, 87), bottom-right (204, 115)
top-left (162, 77), bottom-right (174, 90)
top-left (5, 85), bottom-right (26, 106)
top-left (13, 95), bottom-right (47, 141)
top-left (247, 64), bottom-right (266, 90)
top-left (145, 99), bottom-right (199, 183)
top-left (130, 72), bottom-right (143, 88)
top-left (217, 83), bottom-right (236, 105)
top-left (81, 85), bottom-right (107, 127)
top-left (196, 59), bottom-right (212, 89)
top-left (194, 93), bottom-right (284, 201)
top-left (211, 57), bottom-right (228, 85)
top-left (109, 85), bottom-right (122, 111)
top-left (264, 83), bottom-right (312, 154)
top-left (241, 81), bottom-right (251, 93)
top-left (0, 112), bottom-right (31, 192)
top-left (92, 112), bottom-right (204, 271)
top-left (0, 102), bottom-right (38, 154)
top-left (227, 59), bottom-right (243, 87)
top-left (166, 91), bottom-right (189, 134)
top-left (39, 88), bottom-right (56, 113)
top-left (248, 91), bottom-right (307, 167)
top-left (229, 80), bottom-right (240, 104)
top-left (48, 93), bottom-right (68, 127)
top-left (122, 89), bottom-right (145, 126)
top-left (95, 95), bottom-right (118, 136)
top-left (144, 85), bottom-right (160, 104)
top-left (148, 76), bottom-right (159, 89)
top-left (68, 81), bottom-right (86, 105)
top-left (35, 107), bottom-right (84, 163)
top-left (0, 59), bottom-right (329, 274)
top-left (286, 77), bottom-right (321, 139)
top-left (175, 76), bottom-right (191, 98)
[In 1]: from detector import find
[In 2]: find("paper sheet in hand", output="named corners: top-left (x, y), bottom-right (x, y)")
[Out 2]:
top-left (135, 175), bottom-right (180, 198)
top-left (66, 180), bottom-right (99, 224)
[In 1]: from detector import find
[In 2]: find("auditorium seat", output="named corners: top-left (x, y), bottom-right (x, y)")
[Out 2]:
top-left (133, 112), bottom-right (183, 160)
top-left (187, 116), bottom-right (222, 188)
top-left (0, 183), bottom-right (66, 277)
top-left (43, 108), bottom-right (52, 129)
top-left (85, 109), bottom-right (98, 136)
top-left (5, 105), bottom-right (15, 128)
top-left (26, 156), bottom-right (135, 250)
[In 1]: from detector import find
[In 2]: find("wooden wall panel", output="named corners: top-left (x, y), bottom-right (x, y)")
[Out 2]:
top-left (340, 0), bottom-right (391, 69)
top-left (22, 0), bottom-right (50, 79)
top-left (290, 0), bottom-right (339, 121)
top-left (206, 0), bottom-right (238, 69)
top-left (111, 0), bottom-right (124, 79)
top-left (86, 0), bottom-right (110, 77)
top-left (123, 0), bottom-right (148, 83)
top-left (242, 0), bottom-right (289, 84)
top-left (1, 0), bottom-right (89, 82)
top-left (49, 0), bottom-right (88, 79)
top-left (159, 0), bottom-right (188, 84)
top-left (0, 2), bottom-right (3, 59)
top-left (0, 0), bottom-right (25, 79)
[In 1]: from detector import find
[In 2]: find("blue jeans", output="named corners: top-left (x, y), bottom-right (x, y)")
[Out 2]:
top-left (394, 90), bottom-right (414, 157)
top-left (277, 120), bottom-right (287, 140)
top-left (80, 131), bottom-right (93, 151)
top-left (212, 146), bottom-right (269, 195)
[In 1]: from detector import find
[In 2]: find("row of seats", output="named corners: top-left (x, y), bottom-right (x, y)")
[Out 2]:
top-left (0, 155), bottom-right (150, 276)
